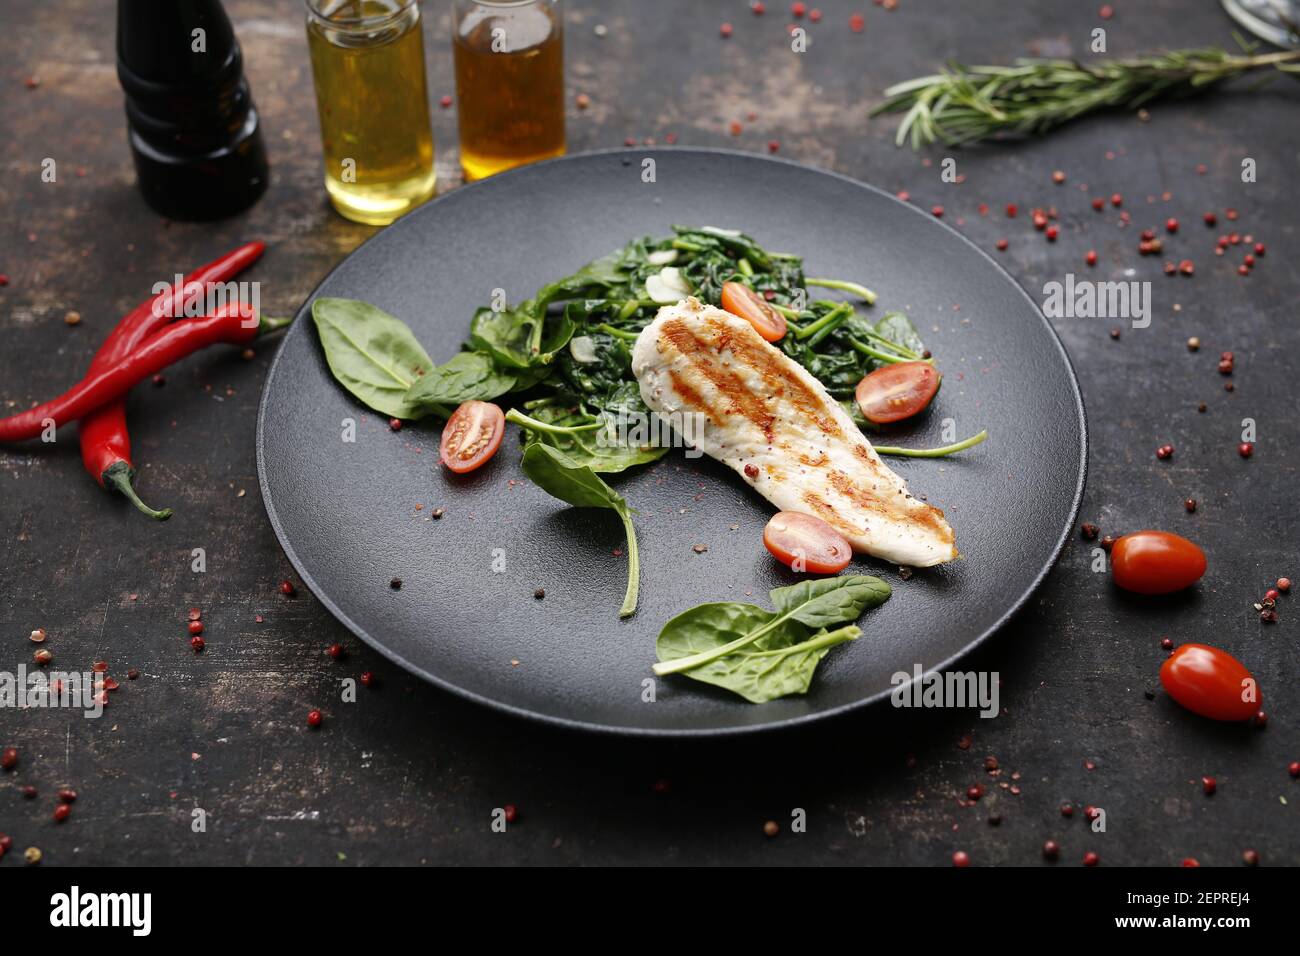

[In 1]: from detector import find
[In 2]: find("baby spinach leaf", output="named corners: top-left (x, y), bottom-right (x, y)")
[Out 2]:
top-left (312, 297), bottom-right (435, 419)
top-left (653, 575), bottom-right (891, 683)
top-left (509, 394), bottom-right (667, 474)
top-left (520, 442), bottom-right (641, 617)
top-left (770, 575), bottom-right (893, 629)
top-left (656, 601), bottom-right (861, 703)
top-left (405, 351), bottom-right (516, 413)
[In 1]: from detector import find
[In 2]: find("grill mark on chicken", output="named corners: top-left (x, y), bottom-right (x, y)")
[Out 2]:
top-left (659, 319), bottom-right (776, 441)
top-left (702, 316), bottom-right (842, 437)
top-left (827, 470), bottom-right (953, 543)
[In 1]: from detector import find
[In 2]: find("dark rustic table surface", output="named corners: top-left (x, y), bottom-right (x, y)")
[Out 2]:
top-left (2, 0), bottom-right (1297, 867)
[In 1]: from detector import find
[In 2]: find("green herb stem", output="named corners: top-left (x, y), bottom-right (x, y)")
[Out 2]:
top-left (793, 303), bottom-right (852, 342)
top-left (618, 508), bottom-right (640, 618)
top-left (848, 336), bottom-right (922, 365)
top-left (506, 408), bottom-right (603, 435)
top-left (806, 277), bottom-right (878, 305)
top-left (737, 257), bottom-right (754, 277)
top-left (874, 429), bottom-right (989, 458)
top-left (596, 323), bottom-right (643, 341)
top-left (768, 302), bottom-right (803, 320)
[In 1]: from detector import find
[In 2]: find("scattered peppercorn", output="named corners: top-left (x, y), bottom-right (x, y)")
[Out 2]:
top-left (1109, 328), bottom-right (1120, 340)
top-left (390, 577), bottom-right (402, 590)
top-left (1202, 776), bottom-right (1216, 795)
top-left (1080, 522), bottom-right (1099, 540)
top-left (1238, 442), bottom-right (1253, 458)
top-left (1085, 249), bottom-right (1097, 266)
top-left (1178, 259), bottom-right (1194, 276)
top-left (534, 587), bottom-right (545, 599)
top-left (1043, 840), bottom-right (1060, 860)
top-left (1005, 203), bottom-right (1017, 217)
top-left (190, 635), bottom-right (205, 652)
top-left (328, 643), bottom-right (345, 660)
top-left (763, 820), bottom-right (780, 837)
top-left (1156, 444), bottom-right (1174, 460)
top-left (1203, 211), bottom-right (1216, 226)
top-left (439, 95), bottom-right (452, 108)
top-left (952, 850), bottom-right (970, 867)
top-left (1110, 193), bottom-right (1122, 207)
top-left (188, 620), bottom-right (203, 635)
top-left (24, 847), bottom-right (41, 865)
top-left (0, 747), bottom-right (17, 770)
top-left (34, 649), bottom-right (52, 666)
top-left (1242, 849), bottom-right (1259, 866)
top-left (1083, 851), bottom-right (1100, 866)
top-left (1165, 217), bottom-right (1178, 233)
top-left (1052, 170), bottom-right (1066, 184)
top-left (279, 579), bottom-right (296, 596)
top-left (1161, 637), bottom-right (1174, 650)
top-left (1100, 535), bottom-right (1116, 552)
top-left (307, 709), bottom-right (323, 728)
top-left (1278, 577), bottom-right (1291, 593)
top-left (389, 418), bottom-right (402, 431)
top-left (360, 671), bottom-right (375, 688)
top-left (1061, 803), bottom-right (1075, 817)
top-left (995, 238), bottom-right (1008, 251)
top-left (57, 788), bottom-right (76, 803)
top-left (1186, 336), bottom-right (1200, 351)
top-left (53, 804), bottom-right (71, 823)
top-left (931, 205), bottom-right (944, 218)
top-left (719, 22), bottom-right (733, 37)
top-left (503, 803), bottom-right (519, 823)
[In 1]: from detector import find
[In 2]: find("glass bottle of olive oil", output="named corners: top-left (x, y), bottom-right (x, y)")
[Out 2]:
top-left (453, 0), bottom-right (566, 181)
top-left (306, 0), bottom-right (436, 225)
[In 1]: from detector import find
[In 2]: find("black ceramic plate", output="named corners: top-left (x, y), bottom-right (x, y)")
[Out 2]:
top-left (257, 148), bottom-right (1086, 737)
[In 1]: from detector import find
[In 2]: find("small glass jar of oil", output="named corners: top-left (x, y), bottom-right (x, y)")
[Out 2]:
top-left (452, 0), bottom-right (566, 181)
top-left (305, 0), bottom-right (436, 225)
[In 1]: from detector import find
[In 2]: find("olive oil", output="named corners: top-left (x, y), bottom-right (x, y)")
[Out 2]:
top-left (306, 0), bottom-right (436, 225)
top-left (453, 0), bottom-right (565, 181)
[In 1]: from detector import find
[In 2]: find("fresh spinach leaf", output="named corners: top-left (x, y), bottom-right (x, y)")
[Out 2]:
top-left (312, 297), bottom-right (435, 419)
top-left (405, 351), bottom-right (516, 413)
top-left (520, 442), bottom-right (641, 617)
top-left (655, 599), bottom-right (861, 703)
top-left (653, 575), bottom-right (890, 684)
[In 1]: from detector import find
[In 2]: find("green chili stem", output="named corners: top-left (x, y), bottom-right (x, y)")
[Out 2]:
top-left (104, 463), bottom-right (173, 521)
top-left (806, 277), bottom-right (878, 305)
top-left (874, 429), bottom-right (989, 458)
top-left (505, 408), bottom-right (603, 435)
top-left (618, 508), bottom-right (640, 618)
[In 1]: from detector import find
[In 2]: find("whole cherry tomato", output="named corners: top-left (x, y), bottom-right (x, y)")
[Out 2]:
top-left (1110, 530), bottom-right (1206, 594)
top-left (1159, 643), bottom-right (1260, 721)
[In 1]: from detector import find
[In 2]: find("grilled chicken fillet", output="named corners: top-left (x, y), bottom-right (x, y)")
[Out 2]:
top-left (632, 298), bottom-right (957, 567)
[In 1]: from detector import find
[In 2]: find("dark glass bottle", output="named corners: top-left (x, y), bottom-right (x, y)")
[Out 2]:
top-left (116, 0), bottom-right (269, 220)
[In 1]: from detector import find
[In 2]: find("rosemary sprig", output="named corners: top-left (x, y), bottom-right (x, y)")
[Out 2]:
top-left (873, 47), bottom-right (1300, 149)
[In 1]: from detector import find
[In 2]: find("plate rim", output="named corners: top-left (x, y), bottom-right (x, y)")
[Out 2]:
top-left (255, 146), bottom-right (1089, 738)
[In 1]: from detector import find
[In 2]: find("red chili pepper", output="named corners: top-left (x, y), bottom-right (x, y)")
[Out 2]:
top-left (0, 302), bottom-right (289, 443)
top-left (79, 242), bottom-right (265, 519)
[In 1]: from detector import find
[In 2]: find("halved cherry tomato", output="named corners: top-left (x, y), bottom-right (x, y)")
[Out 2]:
top-left (855, 361), bottom-right (940, 424)
top-left (1110, 530), bottom-right (1206, 594)
top-left (763, 511), bottom-right (853, 574)
top-left (1160, 643), bottom-right (1259, 721)
top-left (720, 281), bottom-right (787, 342)
top-left (439, 400), bottom-right (504, 474)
